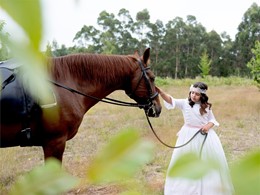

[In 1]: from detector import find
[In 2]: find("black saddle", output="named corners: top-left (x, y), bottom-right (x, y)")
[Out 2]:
top-left (0, 60), bottom-right (42, 146)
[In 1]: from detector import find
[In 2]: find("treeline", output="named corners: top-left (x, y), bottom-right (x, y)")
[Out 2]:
top-left (3, 3), bottom-right (260, 78)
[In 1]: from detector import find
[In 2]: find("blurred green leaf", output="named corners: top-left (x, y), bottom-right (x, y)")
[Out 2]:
top-left (168, 152), bottom-right (218, 180)
top-left (86, 128), bottom-right (154, 183)
top-left (14, 45), bottom-right (53, 103)
top-left (9, 158), bottom-right (79, 195)
top-left (1, 0), bottom-right (42, 50)
top-left (231, 150), bottom-right (260, 195)
top-left (1, 0), bottom-right (53, 104)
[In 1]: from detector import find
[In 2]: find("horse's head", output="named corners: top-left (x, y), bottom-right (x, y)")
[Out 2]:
top-left (126, 48), bottom-right (162, 117)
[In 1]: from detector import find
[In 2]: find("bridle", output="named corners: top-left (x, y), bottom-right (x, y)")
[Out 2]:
top-left (126, 59), bottom-right (158, 110)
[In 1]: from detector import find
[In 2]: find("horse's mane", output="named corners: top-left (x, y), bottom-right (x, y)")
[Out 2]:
top-left (49, 53), bottom-right (138, 84)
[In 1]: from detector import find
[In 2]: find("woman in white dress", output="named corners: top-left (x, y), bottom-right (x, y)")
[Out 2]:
top-left (157, 82), bottom-right (234, 195)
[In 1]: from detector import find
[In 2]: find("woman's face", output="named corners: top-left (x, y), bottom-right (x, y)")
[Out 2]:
top-left (190, 91), bottom-right (201, 102)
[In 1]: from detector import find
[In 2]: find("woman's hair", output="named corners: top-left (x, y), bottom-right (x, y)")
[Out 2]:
top-left (188, 82), bottom-right (212, 115)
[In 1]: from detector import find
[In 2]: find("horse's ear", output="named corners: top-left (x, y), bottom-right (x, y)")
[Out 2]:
top-left (143, 48), bottom-right (150, 65)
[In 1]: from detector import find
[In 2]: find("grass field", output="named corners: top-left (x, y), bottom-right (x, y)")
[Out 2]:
top-left (0, 78), bottom-right (259, 194)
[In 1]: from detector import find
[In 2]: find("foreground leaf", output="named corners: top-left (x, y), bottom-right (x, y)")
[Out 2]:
top-left (9, 158), bottom-right (79, 195)
top-left (86, 128), bottom-right (154, 183)
top-left (1, 0), bottom-right (53, 105)
top-left (1, 0), bottom-right (42, 50)
top-left (168, 152), bottom-right (218, 179)
top-left (231, 150), bottom-right (260, 195)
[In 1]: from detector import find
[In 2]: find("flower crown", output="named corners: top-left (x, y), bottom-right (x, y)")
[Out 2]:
top-left (190, 85), bottom-right (207, 94)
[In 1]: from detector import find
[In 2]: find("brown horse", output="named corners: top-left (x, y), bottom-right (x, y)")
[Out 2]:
top-left (0, 48), bottom-right (161, 162)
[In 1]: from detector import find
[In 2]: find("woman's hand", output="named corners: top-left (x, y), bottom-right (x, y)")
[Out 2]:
top-left (155, 86), bottom-right (161, 94)
top-left (201, 122), bottom-right (214, 133)
top-left (155, 86), bottom-right (172, 105)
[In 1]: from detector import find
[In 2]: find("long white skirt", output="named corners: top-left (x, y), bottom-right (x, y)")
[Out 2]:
top-left (164, 127), bottom-right (234, 195)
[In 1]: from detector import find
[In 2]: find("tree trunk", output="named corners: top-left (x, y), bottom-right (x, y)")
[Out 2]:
top-left (175, 45), bottom-right (179, 79)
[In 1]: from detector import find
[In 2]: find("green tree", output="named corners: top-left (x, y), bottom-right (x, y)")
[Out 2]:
top-left (247, 40), bottom-right (260, 88)
top-left (163, 17), bottom-right (187, 79)
top-left (160, 15), bottom-right (210, 78)
top-left (205, 30), bottom-right (222, 76)
top-left (50, 40), bottom-right (69, 57)
top-left (147, 19), bottom-right (165, 70)
top-left (44, 42), bottom-right (52, 57)
top-left (183, 15), bottom-right (207, 77)
top-left (198, 50), bottom-right (211, 78)
top-left (219, 32), bottom-right (235, 77)
top-left (133, 9), bottom-right (151, 53)
top-left (97, 11), bottom-right (120, 54)
top-left (117, 8), bottom-right (138, 54)
top-left (172, 17), bottom-right (186, 79)
top-left (234, 3), bottom-right (260, 76)
top-left (73, 25), bottom-right (101, 52)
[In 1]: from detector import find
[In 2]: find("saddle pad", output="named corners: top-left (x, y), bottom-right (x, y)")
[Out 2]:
top-left (0, 67), bottom-right (40, 124)
top-left (0, 59), bottom-right (23, 70)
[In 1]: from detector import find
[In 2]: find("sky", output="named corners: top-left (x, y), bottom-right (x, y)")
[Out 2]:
top-left (0, 0), bottom-right (259, 49)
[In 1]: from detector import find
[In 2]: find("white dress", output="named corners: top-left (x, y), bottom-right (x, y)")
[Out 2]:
top-left (164, 97), bottom-right (234, 195)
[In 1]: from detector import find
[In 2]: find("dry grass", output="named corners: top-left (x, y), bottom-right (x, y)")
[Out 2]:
top-left (0, 85), bottom-right (259, 195)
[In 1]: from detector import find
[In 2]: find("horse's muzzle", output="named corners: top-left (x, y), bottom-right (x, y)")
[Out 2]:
top-left (145, 101), bottom-right (161, 117)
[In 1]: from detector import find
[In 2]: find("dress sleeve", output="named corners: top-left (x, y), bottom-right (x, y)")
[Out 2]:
top-left (208, 109), bottom-right (220, 126)
top-left (163, 97), bottom-right (185, 110)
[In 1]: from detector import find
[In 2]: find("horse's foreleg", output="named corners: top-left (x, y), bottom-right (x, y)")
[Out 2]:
top-left (42, 138), bottom-right (66, 163)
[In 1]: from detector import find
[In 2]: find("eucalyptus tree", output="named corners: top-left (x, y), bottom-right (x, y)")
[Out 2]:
top-left (204, 30), bottom-right (222, 76)
top-left (50, 40), bottom-right (70, 57)
top-left (219, 32), bottom-right (235, 76)
top-left (163, 17), bottom-right (187, 78)
top-left (183, 15), bottom-right (207, 77)
top-left (97, 11), bottom-right (121, 54)
top-left (234, 2), bottom-right (260, 76)
top-left (133, 9), bottom-right (151, 53)
top-left (117, 8), bottom-right (139, 54)
top-left (146, 19), bottom-right (165, 71)
top-left (44, 42), bottom-right (52, 57)
top-left (160, 19), bottom-right (177, 77)
top-left (73, 25), bottom-right (102, 53)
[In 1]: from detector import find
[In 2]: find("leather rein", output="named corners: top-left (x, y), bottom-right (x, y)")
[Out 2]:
top-left (144, 111), bottom-right (208, 155)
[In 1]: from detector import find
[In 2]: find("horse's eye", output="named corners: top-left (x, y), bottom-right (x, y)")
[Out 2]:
top-left (150, 77), bottom-right (155, 82)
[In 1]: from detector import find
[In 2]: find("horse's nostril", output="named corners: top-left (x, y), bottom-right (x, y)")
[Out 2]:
top-left (146, 105), bottom-right (161, 118)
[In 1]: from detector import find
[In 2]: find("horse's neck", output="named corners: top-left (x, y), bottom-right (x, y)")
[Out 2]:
top-left (51, 54), bottom-right (135, 112)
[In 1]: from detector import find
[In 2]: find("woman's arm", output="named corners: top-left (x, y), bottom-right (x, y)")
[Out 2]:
top-left (156, 87), bottom-right (173, 105)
